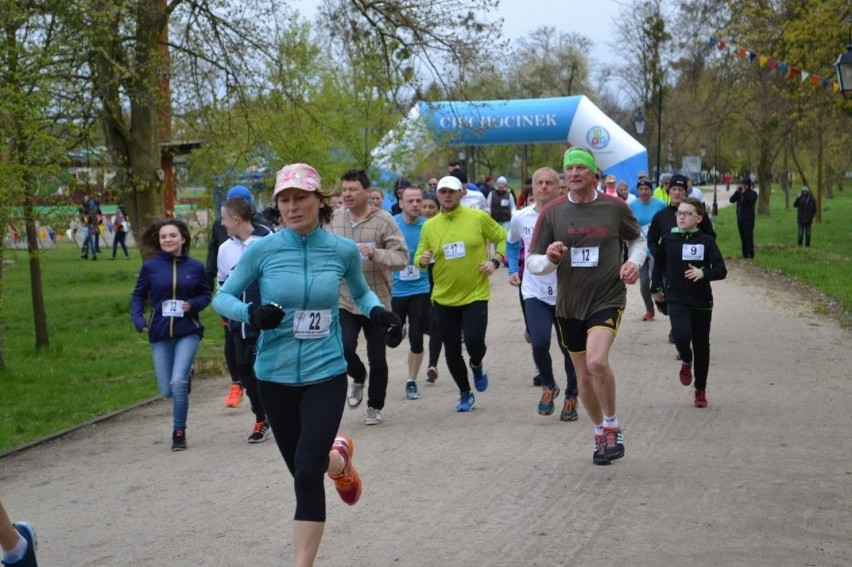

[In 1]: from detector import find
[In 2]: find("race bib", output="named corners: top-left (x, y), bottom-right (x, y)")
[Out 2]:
top-left (500, 199), bottom-right (510, 207)
top-left (681, 244), bottom-right (705, 261)
top-left (399, 265), bottom-right (421, 281)
top-left (162, 300), bottom-right (184, 317)
top-left (293, 309), bottom-right (332, 339)
top-left (570, 246), bottom-right (599, 267)
top-left (443, 241), bottom-right (466, 260)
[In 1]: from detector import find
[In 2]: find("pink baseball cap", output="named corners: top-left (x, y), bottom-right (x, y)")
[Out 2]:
top-left (273, 163), bottom-right (323, 197)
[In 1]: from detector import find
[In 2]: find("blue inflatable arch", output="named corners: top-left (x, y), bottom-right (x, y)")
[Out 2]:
top-left (371, 95), bottom-right (648, 187)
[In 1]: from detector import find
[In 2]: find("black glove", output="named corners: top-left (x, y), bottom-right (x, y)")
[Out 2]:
top-left (370, 307), bottom-right (403, 348)
top-left (248, 302), bottom-right (285, 330)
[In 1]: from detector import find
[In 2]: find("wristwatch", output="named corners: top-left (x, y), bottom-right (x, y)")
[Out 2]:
top-left (491, 259), bottom-right (500, 270)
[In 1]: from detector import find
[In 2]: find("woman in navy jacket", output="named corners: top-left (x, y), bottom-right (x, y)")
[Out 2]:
top-left (131, 219), bottom-right (211, 450)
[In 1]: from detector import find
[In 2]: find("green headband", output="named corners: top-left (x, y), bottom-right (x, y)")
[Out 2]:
top-left (563, 148), bottom-right (598, 173)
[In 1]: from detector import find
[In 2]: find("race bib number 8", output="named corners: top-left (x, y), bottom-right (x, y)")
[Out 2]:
top-left (570, 246), bottom-right (599, 267)
top-left (443, 241), bottom-right (466, 260)
top-left (293, 310), bottom-right (332, 339)
top-left (162, 300), bottom-right (184, 317)
top-left (681, 244), bottom-right (705, 261)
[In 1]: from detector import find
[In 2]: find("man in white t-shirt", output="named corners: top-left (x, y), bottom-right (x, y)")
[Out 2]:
top-left (506, 167), bottom-right (578, 422)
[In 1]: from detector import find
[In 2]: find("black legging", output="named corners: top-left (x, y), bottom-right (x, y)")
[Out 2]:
top-left (433, 300), bottom-right (488, 394)
top-left (258, 374), bottom-right (347, 522)
top-left (668, 303), bottom-right (713, 391)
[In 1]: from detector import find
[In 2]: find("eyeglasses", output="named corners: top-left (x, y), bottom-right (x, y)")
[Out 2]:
top-left (675, 211), bottom-right (696, 218)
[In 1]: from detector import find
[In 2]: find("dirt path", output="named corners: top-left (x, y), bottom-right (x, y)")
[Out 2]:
top-left (1, 262), bottom-right (850, 566)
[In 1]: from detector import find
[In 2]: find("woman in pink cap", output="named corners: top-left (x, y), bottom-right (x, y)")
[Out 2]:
top-left (212, 163), bottom-right (400, 566)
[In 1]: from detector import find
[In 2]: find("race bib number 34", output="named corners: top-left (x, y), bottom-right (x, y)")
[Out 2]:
top-left (293, 310), bottom-right (332, 339)
top-left (570, 246), bottom-right (599, 267)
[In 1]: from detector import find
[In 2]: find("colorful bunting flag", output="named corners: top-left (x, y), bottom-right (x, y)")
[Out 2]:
top-left (708, 37), bottom-right (840, 95)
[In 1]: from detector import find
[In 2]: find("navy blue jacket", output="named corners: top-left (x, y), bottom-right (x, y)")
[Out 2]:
top-left (131, 252), bottom-right (211, 342)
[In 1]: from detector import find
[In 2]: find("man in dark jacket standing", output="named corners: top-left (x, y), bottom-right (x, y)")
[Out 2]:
top-left (793, 186), bottom-right (817, 247)
top-left (729, 177), bottom-right (758, 258)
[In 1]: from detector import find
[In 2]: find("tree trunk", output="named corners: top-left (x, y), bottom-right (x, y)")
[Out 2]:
top-left (93, 0), bottom-right (166, 245)
top-left (22, 168), bottom-right (49, 349)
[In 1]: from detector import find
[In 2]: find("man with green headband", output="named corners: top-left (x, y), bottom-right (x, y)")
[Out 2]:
top-left (526, 147), bottom-right (647, 466)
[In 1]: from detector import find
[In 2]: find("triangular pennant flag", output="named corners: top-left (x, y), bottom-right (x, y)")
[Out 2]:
top-left (810, 75), bottom-right (820, 86)
top-left (822, 79), bottom-right (831, 90)
top-left (768, 60), bottom-right (778, 70)
top-left (719, 41), bottom-right (727, 50)
top-left (833, 83), bottom-right (840, 93)
top-left (779, 63), bottom-right (788, 74)
top-left (738, 48), bottom-right (746, 58)
top-left (790, 67), bottom-right (799, 77)
top-left (709, 38), bottom-right (717, 47)
top-left (758, 55), bottom-right (768, 67)
top-left (801, 70), bottom-right (810, 82)
top-left (748, 52), bottom-right (757, 62)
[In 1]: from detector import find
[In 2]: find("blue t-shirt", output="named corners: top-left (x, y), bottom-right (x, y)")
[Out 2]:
top-left (392, 214), bottom-right (431, 297)
top-left (629, 197), bottom-right (667, 258)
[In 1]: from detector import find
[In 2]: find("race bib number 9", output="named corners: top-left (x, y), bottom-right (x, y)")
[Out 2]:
top-left (681, 244), bottom-right (705, 261)
top-left (443, 241), bottom-right (466, 260)
top-left (293, 309), bottom-right (332, 339)
top-left (570, 246), bottom-right (599, 267)
top-left (399, 265), bottom-right (421, 281)
top-left (162, 300), bottom-right (184, 317)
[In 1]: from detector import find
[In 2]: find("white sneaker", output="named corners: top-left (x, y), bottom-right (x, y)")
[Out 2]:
top-left (364, 406), bottom-right (382, 425)
top-left (347, 381), bottom-right (364, 408)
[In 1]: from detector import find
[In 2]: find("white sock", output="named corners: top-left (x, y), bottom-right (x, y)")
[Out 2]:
top-left (604, 415), bottom-right (619, 428)
top-left (3, 533), bottom-right (27, 564)
top-left (594, 423), bottom-right (604, 436)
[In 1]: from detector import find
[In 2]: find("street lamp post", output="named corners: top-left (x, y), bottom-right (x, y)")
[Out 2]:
top-left (633, 111), bottom-right (646, 180)
top-left (835, 44), bottom-right (852, 98)
top-left (655, 81), bottom-right (663, 185)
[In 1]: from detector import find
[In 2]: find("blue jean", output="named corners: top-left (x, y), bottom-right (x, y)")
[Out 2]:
top-left (524, 298), bottom-right (577, 395)
top-left (151, 333), bottom-right (201, 430)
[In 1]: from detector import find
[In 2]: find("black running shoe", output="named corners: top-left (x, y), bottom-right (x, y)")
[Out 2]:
top-left (171, 428), bottom-right (187, 451)
top-left (603, 427), bottom-right (624, 461)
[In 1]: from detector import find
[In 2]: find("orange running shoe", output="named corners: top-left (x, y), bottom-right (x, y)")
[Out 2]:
top-left (329, 435), bottom-right (362, 505)
top-left (225, 383), bottom-right (244, 407)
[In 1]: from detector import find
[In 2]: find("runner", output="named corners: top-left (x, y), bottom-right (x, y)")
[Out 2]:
top-left (414, 175), bottom-right (507, 412)
top-left (391, 186), bottom-right (432, 400)
top-left (652, 198), bottom-right (727, 407)
top-left (527, 147), bottom-right (646, 465)
top-left (507, 167), bottom-right (579, 421)
top-left (628, 178), bottom-right (667, 321)
top-left (212, 163), bottom-right (401, 567)
top-left (329, 169), bottom-right (409, 426)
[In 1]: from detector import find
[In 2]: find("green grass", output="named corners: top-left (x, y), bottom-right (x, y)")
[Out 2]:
top-left (709, 184), bottom-right (851, 322)
top-left (0, 241), bottom-right (223, 454)
top-left (1, 189), bottom-right (849, 454)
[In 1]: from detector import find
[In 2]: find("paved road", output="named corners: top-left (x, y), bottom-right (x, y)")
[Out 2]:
top-left (1, 260), bottom-right (850, 566)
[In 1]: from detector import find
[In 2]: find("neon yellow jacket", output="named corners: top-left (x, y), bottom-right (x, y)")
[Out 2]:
top-left (414, 205), bottom-right (507, 306)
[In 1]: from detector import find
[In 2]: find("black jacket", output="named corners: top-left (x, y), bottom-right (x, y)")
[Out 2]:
top-left (729, 188), bottom-right (758, 222)
top-left (793, 193), bottom-right (817, 224)
top-left (652, 229), bottom-right (727, 309)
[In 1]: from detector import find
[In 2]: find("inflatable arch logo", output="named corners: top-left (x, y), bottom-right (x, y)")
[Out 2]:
top-left (371, 95), bottom-right (648, 188)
